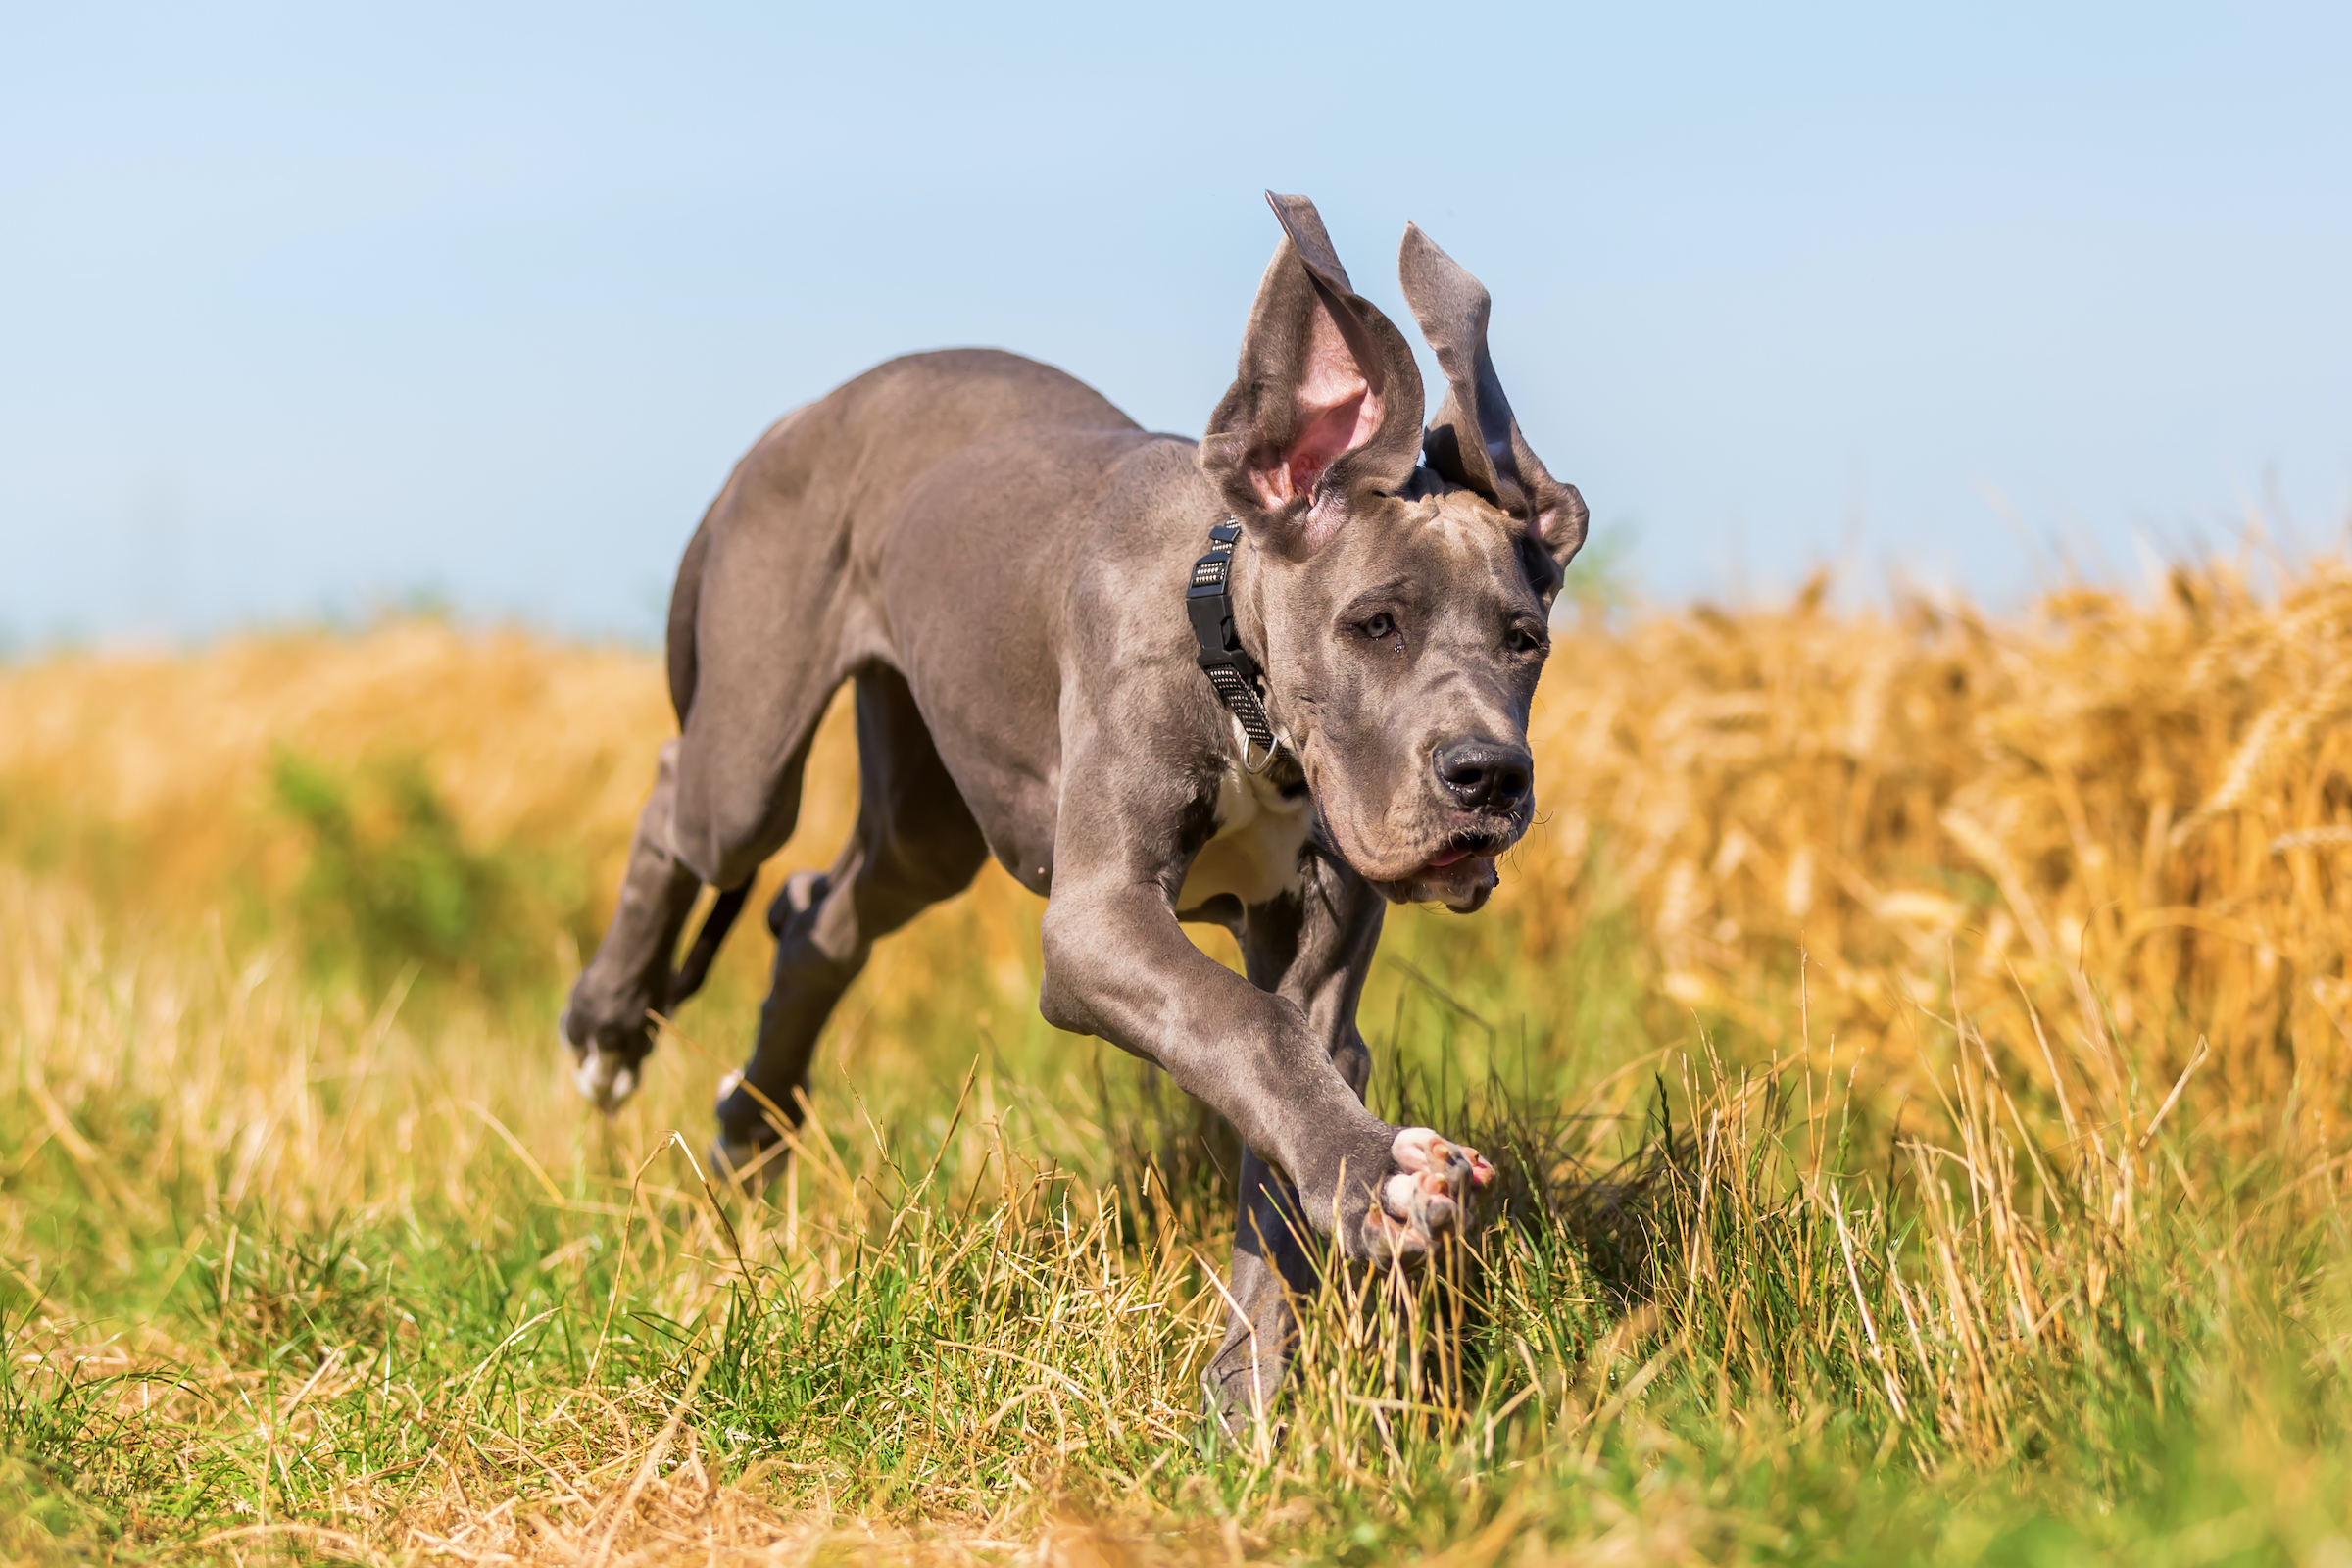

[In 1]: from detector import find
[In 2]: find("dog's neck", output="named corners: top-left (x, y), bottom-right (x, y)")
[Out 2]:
top-left (1222, 526), bottom-right (1316, 794)
top-left (1187, 517), bottom-right (1292, 776)
top-left (1220, 523), bottom-right (1268, 667)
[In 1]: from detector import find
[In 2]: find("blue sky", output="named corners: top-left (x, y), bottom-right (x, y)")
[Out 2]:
top-left (3, 2), bottom-right (2348, 645)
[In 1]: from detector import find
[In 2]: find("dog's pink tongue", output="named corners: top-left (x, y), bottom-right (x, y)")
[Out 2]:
top-left (1426, 847), bottom-right (1469, 868)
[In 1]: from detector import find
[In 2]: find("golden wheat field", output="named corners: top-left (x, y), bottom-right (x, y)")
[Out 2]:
top-left (2, 555), bottom-right (2349, 1564)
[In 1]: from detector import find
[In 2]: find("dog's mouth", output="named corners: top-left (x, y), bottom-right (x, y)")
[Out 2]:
top-left (1300, 748), bottom-right (1520, 912)
top-left (1369, 830), bottom-right (1510, 911)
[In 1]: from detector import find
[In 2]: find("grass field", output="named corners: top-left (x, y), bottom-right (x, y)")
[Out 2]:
top-left (3, 555), bottom-right (2350, 1564)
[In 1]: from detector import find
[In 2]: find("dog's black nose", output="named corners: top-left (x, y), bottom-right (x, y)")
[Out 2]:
top-left (1433, 739), bottom-right (1533, 813)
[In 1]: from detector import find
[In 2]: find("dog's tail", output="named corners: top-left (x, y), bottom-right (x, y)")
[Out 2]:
top-left (665, 884), bottom-right (751, 1009)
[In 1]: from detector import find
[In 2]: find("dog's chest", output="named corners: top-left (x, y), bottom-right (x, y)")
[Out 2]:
top-left (1177, 765), bottom-right (1314, 909)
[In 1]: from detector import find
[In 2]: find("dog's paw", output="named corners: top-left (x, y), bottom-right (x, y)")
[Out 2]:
top-left (1361, 1126), bottom-right (1496, 1261)
top-left (562, 1008), bottom-right (646, 1112)
top-left (1200, 1352), bottom-right (1287, 1446)
top-left (560, 987), bottom-right (658, 1112)
top-left (569, 1044), bottom-right (640, 1111)
top-left (708, 1069), bottom-right (786, 1189)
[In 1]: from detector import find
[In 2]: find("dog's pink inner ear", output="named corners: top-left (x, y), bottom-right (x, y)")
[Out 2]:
top-left (1250, 309), bottom-right (1385, 511)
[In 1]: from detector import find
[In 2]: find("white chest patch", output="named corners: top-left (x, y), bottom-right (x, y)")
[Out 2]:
top-left (1177, 760), bottom-right (1315, 909)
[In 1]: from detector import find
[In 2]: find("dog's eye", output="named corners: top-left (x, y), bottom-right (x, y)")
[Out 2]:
top-left (1361, 612), bottom-right (1397, 642)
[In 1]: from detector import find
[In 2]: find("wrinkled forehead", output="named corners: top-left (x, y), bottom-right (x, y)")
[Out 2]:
top-left (1324, 486), bottom-right (1541, 607)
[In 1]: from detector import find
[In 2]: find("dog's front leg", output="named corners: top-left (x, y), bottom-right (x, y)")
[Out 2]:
top-left (1200, 854), bottom-right (1385, 1432)
top-left (1039, 803), bottom-right (1494, 1408)
top-left (1040, 871), bottom-right (1395, 1242)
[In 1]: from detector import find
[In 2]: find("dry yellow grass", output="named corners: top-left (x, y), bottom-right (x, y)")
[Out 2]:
top-left (7, 557), bottom-right (2346, 1133)
top-left (0, 620), bottom-right (1048, 1054)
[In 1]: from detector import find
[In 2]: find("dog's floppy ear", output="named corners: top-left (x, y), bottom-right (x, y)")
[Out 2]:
top-left (1200, 192), bottom-right (1427, 559)
top-left (1397, 222), bottom-right (1588, 585)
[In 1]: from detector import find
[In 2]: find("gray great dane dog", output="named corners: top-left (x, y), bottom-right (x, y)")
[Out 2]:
top-left (560, 193), bottom-right (1587, 1428)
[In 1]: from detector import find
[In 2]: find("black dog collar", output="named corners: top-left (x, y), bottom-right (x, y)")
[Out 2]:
top-left (1187, 519), bottom-right (1287, 774)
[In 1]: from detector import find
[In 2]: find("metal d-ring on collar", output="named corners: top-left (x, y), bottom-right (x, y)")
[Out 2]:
top-left (1186, 519), bottom-right (1287, 774)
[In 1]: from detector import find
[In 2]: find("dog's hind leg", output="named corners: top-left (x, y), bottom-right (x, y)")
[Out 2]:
top-left (711, 663), bottom-right (990, 1176)
top-left (564, 501), bottom-right (843, 1110)
top-left (561, 739), bottom-right (708, 1108)
top-left (561, 688), bottom-right (834, 1110)
top-left (1200, 852), bottom-right (1386, 1438)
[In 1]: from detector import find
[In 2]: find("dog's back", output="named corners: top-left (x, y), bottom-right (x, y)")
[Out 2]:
top-left (665, 349), bottom-right (1143, 717)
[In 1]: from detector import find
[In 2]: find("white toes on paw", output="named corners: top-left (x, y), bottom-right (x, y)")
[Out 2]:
top-left (1391, 1126), bottom-right (1497, 1192)
top-left (708, 1071), bottom-right (784, 1188)
top-left (1371, 1126), bottom-right (1497, 1257)
top-left (570, 1045), bottom-right (640, 1111)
